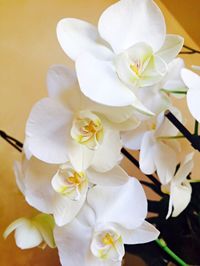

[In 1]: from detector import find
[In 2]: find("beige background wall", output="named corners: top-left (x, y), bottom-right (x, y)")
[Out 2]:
top-left (161, 0), bottom-right (200, 45)
top-left (0, 1), bottom-right (199, 265)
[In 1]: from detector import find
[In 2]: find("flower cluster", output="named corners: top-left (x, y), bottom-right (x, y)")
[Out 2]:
top-left (4, 0), bottom-right (199, 265)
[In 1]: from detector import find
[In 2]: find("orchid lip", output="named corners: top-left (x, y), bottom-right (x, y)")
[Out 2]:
top-left (51, 164), bottom-right (88, 201)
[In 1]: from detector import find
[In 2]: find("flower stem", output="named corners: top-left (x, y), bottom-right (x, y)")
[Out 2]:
top-left (194, 120), bottom-right (199, 136)
top-left (155, 238), bottom-right (188, 266)
top-left (165, 110), bottom-right (200, 152)
top-left (0, 130), bottom-right (23, 152)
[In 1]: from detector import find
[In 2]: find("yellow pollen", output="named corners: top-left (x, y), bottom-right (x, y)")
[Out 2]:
top-left (102, 233), bottom-right (115, 246)
top-left (130, 62), bottom-right (141, 77)
top-left (84, 121), bottom-right (97, 134)
top-left (151, 123), bottom-right (156, 130)
top-left (67, 172), bottom-right (82, 185)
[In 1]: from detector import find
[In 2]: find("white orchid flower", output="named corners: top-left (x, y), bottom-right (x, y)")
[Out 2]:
top-left (54, 178), bottom-right (159, 266)
top-left (14, 157), bottom-right (129, 226)
top-left (161, 153), bottom-right (194, 218)
top-left (134, 58), bottom-right (186, 117)
top-left (3, 214), bottom-right (55, 249)
top-left (25, 65), bottom-right (140, 172)
top-left (122, 107), bottom-right (182, 184)
top-left (181, 68), bottom-right (200, 122)
top-left (57, 0), bottom-right (183, 113)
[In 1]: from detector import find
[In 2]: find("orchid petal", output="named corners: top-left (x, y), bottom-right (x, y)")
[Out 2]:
top-left (98, 0), bottom-right (166, 54)
top-left (26, 98), bottom-right (72, 164)
top-left (122, 123), bottom-right (147, 150)
top-left (54, 219), bottom-right (92, 266)
top-left (67, 140), bottom-right (94, 172)
top-left (171, 181), bottom-right (192, 217)
top-left (156, 35), bottom-right (184, 63)
top-left (87, 178), bottom-right (147, 229)
top-left (76, 52), bottom-right (154, 115)
top-left (4, 218), bottom-right (43, 249)
top-left (88, 165), bottom-right (129, 186)
top-left (32, 214), bottom-right (56, 248)
top-left (139, 131), bottom-right (156, 174)
top-left (114, 221), bottom-right (159, 244)
top-left (91, 127), bottom-right (122, 172)
top-left (47, 64), bottom-right (77, 98)
top-left (57, 18), bottom-right (112, 61)
top-left (153, 142), bottom-right (177, 185)
top-left (174, 153), bottom-right (194, 183)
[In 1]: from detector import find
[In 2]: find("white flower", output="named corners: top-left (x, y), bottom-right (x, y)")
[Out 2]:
top-left (181, 68), bottom-right (200, 122)
top-left (54, 178), bottom-right (159, 266)
top-left (3, 214), bottom-right (55, 249)
top-left (14, 157), bottom-right (129, 226)
top-left (122, 107), bottom-right (182, 184)
top-left (25, 65), bottom-right (139, 172)
top-left (57, 0), bottom-right (183, 112)
top-left (162, 153), bottom-right (194, 218)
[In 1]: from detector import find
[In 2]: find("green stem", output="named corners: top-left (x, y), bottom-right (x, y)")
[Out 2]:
top-left (161, 89), bottom-right (187, 95)
top-left (194, 120), bottom-right (199, 136)
top-left (155, 238), bottom-right (188, 266)
top-left (157, 135), bottom-right (185, 140)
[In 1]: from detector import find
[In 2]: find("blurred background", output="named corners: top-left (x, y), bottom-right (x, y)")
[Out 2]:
top-left (0, 1), bottom-right (199, 265)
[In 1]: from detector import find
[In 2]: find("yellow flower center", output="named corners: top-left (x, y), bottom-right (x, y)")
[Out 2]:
top-left (52, 164), bottom-right (88, 201)
top-left (71, 111), bottom-right (104, 150)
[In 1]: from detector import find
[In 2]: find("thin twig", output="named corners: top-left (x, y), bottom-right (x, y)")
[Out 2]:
top-left (180, 44), bottom-right (200, 55)
top-left (0, 130), bottom-right (23, 152)
top-left (165, 110), bottom-right (200, 152)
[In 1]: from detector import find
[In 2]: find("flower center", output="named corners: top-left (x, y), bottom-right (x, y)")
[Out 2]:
top-left (91, 228), bottom-right (124, 262)
top-left (71, 111), bottom-right (104, 150)
top-left (130, 60), bottom-right (142, 77)
top-left (51, 164), bottom-right (88, 201)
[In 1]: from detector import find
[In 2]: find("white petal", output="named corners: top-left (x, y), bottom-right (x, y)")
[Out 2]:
top-left (81, 95), bottom-right (136, 123)
top-left (155, 107), bottom-right (182, 137)
top-left (88, 165), bottom-right (129, 186)
top-left (53, 191), bottom-right (87, 226)
top-left (91, 127), bottom-right (122, 172)
top-left (54, 219), bottom-right (92, 266)
top-left (166, 189), bottom-right (173, 219)
top-left (181, 68), bottom-right (200, 90)
top-left (156, 35), bottom-right (184, 63)
top-left (57, 18), bottom-right (112, 61)
top-left (67, 139), bottom-right (95, 172)
top-left (32, 214), bottom-right (56, 248)
top-left (15, 220), bottom-right (43, 249)
top-left (139, 131), bottom-right (156, 174)
top-left (26, 98), bottom-right (72, 164)
top-left (76, 52), bottom-right (135, 107)
top-left (137, 86), bottom-right (170, 115)
top-left (98, 0), bottom-right (166, 54)
top-left (174, 152), bottom-right (194, 183)
top-left (162, 58), bottom-right (186, 99)
top-left (3, 218), bottom-right (28, 239)
top-left (187, 88), bottom-right (200, 122)
top-left (14, 160), bottom-right (25, 194)
top-left (181, 68), bottom-right (200, 120)
top-left (171, 181), bottom-right (192, 217)
top-left (115, 221), bottom-right (159, 244)
top-left (121, 122), bottom-right (147, 150)
top-left (76, 52), bottom-right (154, 115)
top-left (47, 64), bottom-right (77, 98)
top-left (22, 157), bottom-right (58, 213)
top-left (87, 178), bottom-right (147, 229)
top-left (153, 142), bottom-right (177, 185)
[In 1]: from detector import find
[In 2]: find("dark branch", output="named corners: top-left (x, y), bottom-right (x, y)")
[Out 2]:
top-left (164, 110), bottom-right (200, 152)
top-left (0, 130), bottom-right (23, 152)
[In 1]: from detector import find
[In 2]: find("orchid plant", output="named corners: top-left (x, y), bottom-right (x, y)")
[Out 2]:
top-left (2, 0), bottom-right (200, 265)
